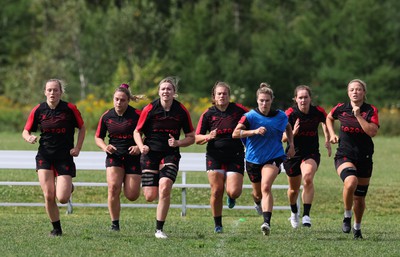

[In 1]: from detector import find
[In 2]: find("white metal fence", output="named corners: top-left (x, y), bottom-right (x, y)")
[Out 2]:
top-left (0, 150), bottom-right (300, 216)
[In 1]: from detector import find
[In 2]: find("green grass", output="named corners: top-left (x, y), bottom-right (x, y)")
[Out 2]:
top-left (0, 133), bottom-right (399, 256)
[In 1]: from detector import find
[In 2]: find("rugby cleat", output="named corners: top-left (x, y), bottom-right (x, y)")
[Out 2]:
top-left (155, 229), bottom-right (168, 239)
top-left (342, 217), bottom-right (351, 233)
top-left (261, 222), bottom-right (271, 236)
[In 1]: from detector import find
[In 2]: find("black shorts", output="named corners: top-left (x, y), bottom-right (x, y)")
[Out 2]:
top-left (140, 150), bottom-right (181, 171)
top-left (35, 152), bottom-right (76, 177)
top-left (106, 154), bottom-right (141, 175)
top-left (284, 153), bottom-right (321, 177)
top-left (245, 157), bottom-right (284, 183)
top-left (334, 156), bottom-right (373, 178)
top-left (206, 153), bottom-right (245, 175)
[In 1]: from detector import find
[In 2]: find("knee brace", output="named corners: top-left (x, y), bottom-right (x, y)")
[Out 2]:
top-left (160, 164), bottom-right (178, 183)
top-left (141, 172), bottom-right (159, 187)
top-left (354, 184), bottom-right (369, 197)
top-left (340, 167), bottom-right (357, 182)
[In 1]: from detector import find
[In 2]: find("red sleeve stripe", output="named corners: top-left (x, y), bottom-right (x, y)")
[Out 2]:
top-left (24, 104), bottom-right (40, 131)
top-left (179, 102), bottom-right (194, 132)
top-left (238, 115), bottom-right (247, 124)
top-left (235, 103), bottom-right (249, 112)
top-left (329, 103), bottom-right (342, 116)
top-left (135, 103), bottom-right (153, 132)
top-left (370, 105), bottom-right (380, 126)
top-left (316, 106), bottom-right (328, 117)
top-left (285, 107), bottom-right (294, 117)
top-left (195, 111), bottom-right (207, 135)
top-left (68, 103), bottom-right (84, 128)
top-left (95, 110), bottom-right (109, 138)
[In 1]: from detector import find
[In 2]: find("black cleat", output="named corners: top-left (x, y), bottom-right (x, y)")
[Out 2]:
top-left (353, 228), bottom-right (363, 239)
top-left (342, 217), bottom-right (351, 233)
top-left (110, 224), bottom-right (120, 231)
top-left (49, 229), bottom-right (62, 237)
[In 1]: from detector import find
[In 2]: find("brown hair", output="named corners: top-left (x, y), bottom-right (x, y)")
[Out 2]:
top-left (211, 81), bottom-right (231, 105)
top-left (292, 85), bottom-right (312, 103)
top-left (115, 83), bottom-right (144, 101)
top-left (45, 79), bottom-right (65, 93)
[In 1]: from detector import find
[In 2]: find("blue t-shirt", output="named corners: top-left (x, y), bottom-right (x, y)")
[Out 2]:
top-left (240, 108), bottom-right (288, 164)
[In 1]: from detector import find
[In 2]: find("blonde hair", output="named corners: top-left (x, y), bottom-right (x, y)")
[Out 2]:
top-left (158, 76), bottom-right (180, 98)
top-left (257, 82), bottom-right (274, 99)
top-left (348, 79), bottom-right (367, 101)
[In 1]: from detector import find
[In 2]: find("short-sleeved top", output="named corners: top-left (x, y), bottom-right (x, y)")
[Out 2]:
top-left (285, 105), bottom-right (327, 156)
top-left (136, 99), bottom-right (194, 153)
top-left (196, 103), bottom-right (248, 158)
top-left (330, 102), bottom-right (379, 160)
top-left (24, 100), bottom-right (85, 159)
top-left (239, 108), bottom-right (288, 164)
top-left (95, 105), bottom-right (141, 157)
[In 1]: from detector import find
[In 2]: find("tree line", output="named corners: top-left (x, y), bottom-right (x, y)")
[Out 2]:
top-left (1, 0), bottom-right (399, 109)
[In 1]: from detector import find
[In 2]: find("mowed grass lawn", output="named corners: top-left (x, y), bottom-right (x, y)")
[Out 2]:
top-left (0, 132), bottom-right (399, 257)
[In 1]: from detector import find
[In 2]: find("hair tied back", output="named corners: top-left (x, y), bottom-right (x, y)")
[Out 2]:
top-left (120, 83), bottom-right (129, 89)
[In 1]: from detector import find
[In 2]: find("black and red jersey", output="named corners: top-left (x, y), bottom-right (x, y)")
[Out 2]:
top-left (196, 102), bottom-right (248, 158)
top-left (330, 102), bottom-right (379, 159)
top-left (285, 105), bottom-right (327, 156)
top-left (136, 99), bottom-right (194, 152)
top-left (24, 100), bottom-right (85, 158)
top-left (95, 105), bottom-right (141, 156)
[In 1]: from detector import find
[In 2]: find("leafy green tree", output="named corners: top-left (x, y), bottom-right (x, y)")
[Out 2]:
top-left (300, 0), bottom-right (400, 106)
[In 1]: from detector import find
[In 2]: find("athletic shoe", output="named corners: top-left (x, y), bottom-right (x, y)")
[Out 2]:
top-left (260, 222), bottom-right (271, 236)
top-left (155, 229), bottom-right (168, 239)
top-left (342, 217), bottom-right (351, 233)
top-left (49, 229), bottom-right (62, 237)
top-left (288, 212), bottom-right (299, 228)
top-left (255, 203), bottom-right (263, 215)
top-left (302, 215), bottom-right (311, 227)
top-left (214, 226), bottom-right (223, 233)
top-left (353, 228), bottom-right (363, 239)
top-left (110, 224), bottom-right (120, 231)
top-left (227, 196), bottom-right (236, 209)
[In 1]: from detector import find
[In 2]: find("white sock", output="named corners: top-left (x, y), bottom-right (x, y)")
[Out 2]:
top-left (354, 223), bottom-right (361, 230)
top-left (344, 210), bottom-right (352, 218)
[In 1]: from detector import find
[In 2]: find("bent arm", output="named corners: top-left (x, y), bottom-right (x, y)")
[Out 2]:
top-left (285, 123), bottom-right (295, 158)
top-left (326, 112), bottom-right (338, 144)
top-left (321, 122), bottom-right (332, 157)
top-left (133, 129), bottom-right (144, 149)
top-left (355, 115), bottom-right (379, 137)
top-left (22, 129), bottom-right (37, 144)
top-left (195, 128), bottom-right (217, 145)
top-left (232, 124), bottom-right (261, 138)
top-left (95, 135), bottom-right (107, 152)
top-left (70, 125), bottom-right (86, 156)
top-left (179, 131), bottom-right (195, 147)
top-left (75, 125), bottom-right (86, 150)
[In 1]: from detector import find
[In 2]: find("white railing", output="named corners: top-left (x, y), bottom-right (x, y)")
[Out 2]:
top-left (0, 150), bottom-right (300, 216)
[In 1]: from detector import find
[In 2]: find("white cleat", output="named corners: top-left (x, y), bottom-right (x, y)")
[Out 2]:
top-left (289, 212), bottom-right (299, 228)
top-left (155, 229), bottom-right (168, 239)
top-left (302, 215), bottom-right (311, 227)
top-left (260, 222), bottom-right (271, 236)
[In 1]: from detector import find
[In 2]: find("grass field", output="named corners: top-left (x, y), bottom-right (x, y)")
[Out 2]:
top-left (0, 132), bottom-right (399, 257)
